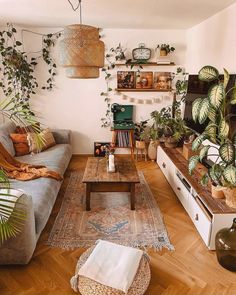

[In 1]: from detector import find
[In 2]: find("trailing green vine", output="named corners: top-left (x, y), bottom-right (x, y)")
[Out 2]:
top-left (0, 23), bottom-right (61, 110)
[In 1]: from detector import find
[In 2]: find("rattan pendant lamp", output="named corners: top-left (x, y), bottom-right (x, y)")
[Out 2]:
top-left (59, 0), bottom-right (105, 78)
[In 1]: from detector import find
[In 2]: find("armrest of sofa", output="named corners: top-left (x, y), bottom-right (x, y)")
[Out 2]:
top-left (51, 129), bottom-right (71, 145)
top-left (0, 191), bottom-right (36, 265)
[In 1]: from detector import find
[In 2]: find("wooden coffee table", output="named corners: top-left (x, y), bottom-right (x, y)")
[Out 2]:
top-left (82, 157), bottom-right (140, 211)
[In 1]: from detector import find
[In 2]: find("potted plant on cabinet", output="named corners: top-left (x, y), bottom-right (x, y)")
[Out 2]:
top-left (188, 66), bottom-right (236, 206)
top-left (163, 117), bottom-right (188, 148)
top-left (134, 120), bottom-right (148, 149)
top-left (156, 44), bottom-right (175, 56)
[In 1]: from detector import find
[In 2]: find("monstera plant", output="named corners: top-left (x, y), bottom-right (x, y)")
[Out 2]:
top-left (188, 66), bottom-right (236, 208)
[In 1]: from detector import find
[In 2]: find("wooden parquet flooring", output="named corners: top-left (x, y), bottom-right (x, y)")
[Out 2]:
top-left (0, 155), bottom-right (235, 295)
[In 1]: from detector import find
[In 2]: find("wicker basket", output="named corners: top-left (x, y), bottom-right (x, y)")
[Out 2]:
top-left (71, 246), bottom-right (151, 295)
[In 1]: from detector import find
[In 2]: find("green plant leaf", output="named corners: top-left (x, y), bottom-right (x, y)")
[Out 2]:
top-left (192, 98), bottom-right (203, 122)
top-left (199, 145), bottom-right (210, 162)
top-left (231, 87), bottom-right (236, 104)
top-left (232, 132), bottom-right (236, 145)
top-left (192, 134), bottom-right (209, 151)
top-left (208, 83), bottom-right (225, 108)
top-left (223, 68), bottom-right (230, 89)
top-left (223, 165), bottom-right (236, 185)
top-left (208, 106), bottom-right (217, 122)
top-left (219, 119), bottom-right (229, 138)
top-left (209, 164), bottom-right (222, 186)
top-left (188, 155), bottom-right (200, 175)
top-left (200, 173), bottom-right (210, 186)
top-left (198, 98), bottom-right (210, 124)
top-left (219, 142), bottom-right (235, 165)
top-left (205, 123), bottom-right (217, 143)
top-left (198, 66), bottom-right (219, 82)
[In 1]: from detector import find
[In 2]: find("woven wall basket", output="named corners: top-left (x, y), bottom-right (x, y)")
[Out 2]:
top-left (60, 24), bottom-right (104, 78)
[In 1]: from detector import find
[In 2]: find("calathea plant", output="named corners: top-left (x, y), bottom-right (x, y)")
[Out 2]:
top-left (188, 66), bottom-right (236, 207)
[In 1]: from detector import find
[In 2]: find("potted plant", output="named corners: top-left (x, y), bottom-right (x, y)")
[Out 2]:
top-left (134, 120), bottom-right (148, 149)
top-left (156, 44), bottom-right (175, 56)
top-left (163, 117), bottom-right (188, 148)
top-left (188, 66), bottom-right (236, 206)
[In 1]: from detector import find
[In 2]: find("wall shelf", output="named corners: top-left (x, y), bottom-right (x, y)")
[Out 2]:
top-left (115, 88), bottom-right (171, 92)
top-left (115, 62), bottom-right (175, 67)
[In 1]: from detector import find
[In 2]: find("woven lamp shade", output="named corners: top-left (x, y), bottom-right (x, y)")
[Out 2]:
top-left (60, 24), bottom-right (104, 78)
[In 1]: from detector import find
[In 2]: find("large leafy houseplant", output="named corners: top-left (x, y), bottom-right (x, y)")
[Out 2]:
top-left (188, 66), bottom-right (236, 207)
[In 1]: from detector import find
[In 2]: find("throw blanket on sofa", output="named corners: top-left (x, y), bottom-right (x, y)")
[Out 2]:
top-left (0, 143), bottom-right (62, 181)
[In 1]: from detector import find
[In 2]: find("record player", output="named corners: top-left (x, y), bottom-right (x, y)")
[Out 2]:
top-left (111, 103), bottom-right (135, 130)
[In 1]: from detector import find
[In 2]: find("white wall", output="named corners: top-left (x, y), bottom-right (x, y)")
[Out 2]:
top-left (20, 28), bottom-right (186, 154)
top-left (186, 2), bottom-right (236, 74)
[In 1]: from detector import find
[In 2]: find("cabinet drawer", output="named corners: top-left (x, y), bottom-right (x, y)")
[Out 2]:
top-left (189, 197), bottom-right (212, 246)
top-left (173, 173), bottom-right (190, 212)
top-left (157, 146), bottom-right (175, 183)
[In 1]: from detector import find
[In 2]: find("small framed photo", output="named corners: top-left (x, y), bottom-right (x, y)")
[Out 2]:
top-left (117, 71), bottom-right (135, 89)
top-left (136, 72), bottom-right (153, 89)
top-left (153, 72), bottom-right (172, 90)
top-left (94, 142), bottom-right (110, 157)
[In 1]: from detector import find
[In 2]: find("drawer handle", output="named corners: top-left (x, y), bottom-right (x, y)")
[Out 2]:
top-left (162, 162), bottom-right (166, 168)
top-left (177, 187), bottom-right (181, 191)
top-left (195, 213), bottom-right (199, 221)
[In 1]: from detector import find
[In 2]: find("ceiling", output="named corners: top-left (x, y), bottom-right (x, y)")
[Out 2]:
top-left (0, 0), bottom-right (236, 29)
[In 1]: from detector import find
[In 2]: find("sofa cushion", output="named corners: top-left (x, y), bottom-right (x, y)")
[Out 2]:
top-left (11, 143), bottom-right (72, 235)
top-left (0, 121), bottom-right (17, 156)
top-left (9, 133), bottom-right (30, 156)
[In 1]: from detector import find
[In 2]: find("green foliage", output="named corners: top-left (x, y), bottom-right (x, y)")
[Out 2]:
top-left (198, 65), bottom-right (219, 82)
top-left (188, 65), bottom-right (236, 188)
top-left (0, 24), bottom-right (61, 109)
top-left (188, 155), bottom-right (200, 175)
top-left (156, 44), bottom-right (175, 54)
top-left (134, 120), bottom-right (148, 141)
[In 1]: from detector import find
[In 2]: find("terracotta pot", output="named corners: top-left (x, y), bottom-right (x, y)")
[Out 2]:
top-left (164, 137), bottom-right (178, 148)
top-left (135, 140), bottom-right (146, 149)
top-left (148, 140), bottom-right (160, 161)
top-left (223, 187), bottom-right (236, 208)
top-left (160, 49), bottom-right (167, 56)
top-left (211, 184), bottom-right (225, 199)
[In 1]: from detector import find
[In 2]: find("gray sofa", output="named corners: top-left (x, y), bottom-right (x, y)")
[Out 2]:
top-left (0, 121), bottom-right (72, 264)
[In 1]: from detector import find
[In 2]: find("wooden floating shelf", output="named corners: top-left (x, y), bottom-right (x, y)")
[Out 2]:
top-left (115, 88), bottom-right (172, 92)
top-left (115, 62), bottom-right (175, 66)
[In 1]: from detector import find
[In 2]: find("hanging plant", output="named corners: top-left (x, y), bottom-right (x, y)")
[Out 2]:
top-left (42, 32), bottom-right (61, 90)
top-left (0, 23), bottom-right (61, 109)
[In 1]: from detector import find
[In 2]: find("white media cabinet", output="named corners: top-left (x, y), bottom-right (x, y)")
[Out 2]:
top-left (156, 145), bottom-right (236, 250)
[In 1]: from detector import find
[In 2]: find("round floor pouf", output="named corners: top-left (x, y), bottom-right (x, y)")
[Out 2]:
top-left (73, 246), bottom-right (151, 295)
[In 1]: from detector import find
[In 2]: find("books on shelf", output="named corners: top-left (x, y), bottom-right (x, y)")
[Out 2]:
top-left (112, 131), bottom-right (131, 147)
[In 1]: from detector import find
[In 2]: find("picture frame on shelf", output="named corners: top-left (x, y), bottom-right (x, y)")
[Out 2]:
top-left (117, 71), bottom-right (135, 89)
top-left (153, 72), bottom-right (172, 90)
top-left (94, 142), bottom-right (110, 157)
top-left (136, 71), bottom-right (153, 89)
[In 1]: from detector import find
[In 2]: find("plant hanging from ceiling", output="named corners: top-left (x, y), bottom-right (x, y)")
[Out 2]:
top-left (0, 23), bottom-right (61, 109)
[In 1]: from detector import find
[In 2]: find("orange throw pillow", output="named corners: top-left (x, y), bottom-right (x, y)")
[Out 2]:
top-left (28, 128), bottom-right (56, 154)
top-left (9, 134), bottom-right (30, 156)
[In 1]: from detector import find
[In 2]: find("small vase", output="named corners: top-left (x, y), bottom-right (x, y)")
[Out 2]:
top-left (223, 187), bottom-right (236, 208)
top-left (160, 49), bottom-right (167, 56)
top-left (164, 137), bottom-right (178, 148)
top-left (211, 184), bottom-right (225, 199)
top-left (215, 218), bottom-right (236, 271)
top-left (148, 140), bottom-right (159, 161)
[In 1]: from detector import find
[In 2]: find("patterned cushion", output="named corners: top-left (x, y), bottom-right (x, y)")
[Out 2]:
top-left (29, 128), bottom-right (56, 154)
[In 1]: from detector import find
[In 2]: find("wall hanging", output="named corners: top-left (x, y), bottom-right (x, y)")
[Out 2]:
top-left (59, 0), bottom-right (105, 78)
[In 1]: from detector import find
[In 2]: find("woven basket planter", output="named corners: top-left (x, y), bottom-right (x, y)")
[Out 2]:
top-left (60, 24), bottom-right (104, 78)
top-left (71, 246), bottom-right (151, 295)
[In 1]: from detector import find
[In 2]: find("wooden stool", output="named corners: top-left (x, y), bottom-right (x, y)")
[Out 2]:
top-left (135, 147), bottom-right (147, 161)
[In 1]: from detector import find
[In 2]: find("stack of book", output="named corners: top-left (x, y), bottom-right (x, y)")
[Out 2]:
top-left (156, 56), bottom-right (172, 64)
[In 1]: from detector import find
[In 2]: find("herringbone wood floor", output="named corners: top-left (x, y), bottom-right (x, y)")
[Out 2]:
top-left (0, 155), bottom-right (235, 295)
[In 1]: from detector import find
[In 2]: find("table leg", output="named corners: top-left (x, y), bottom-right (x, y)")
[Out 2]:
top-left (86, 183), bottom-right (91, 211)
top-left (130, 183), bottom-right (135, 210)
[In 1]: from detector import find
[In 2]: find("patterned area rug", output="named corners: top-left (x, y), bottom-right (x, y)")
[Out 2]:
top-left (47, 171), bottom-right (174, 251)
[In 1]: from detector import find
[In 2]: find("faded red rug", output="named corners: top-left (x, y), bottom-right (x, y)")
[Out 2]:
top-left (47, 171), bottom-right (174, 251)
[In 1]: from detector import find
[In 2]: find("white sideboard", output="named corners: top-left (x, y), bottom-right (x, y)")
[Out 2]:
top-left (156, 145), bottom-right (236, 250)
